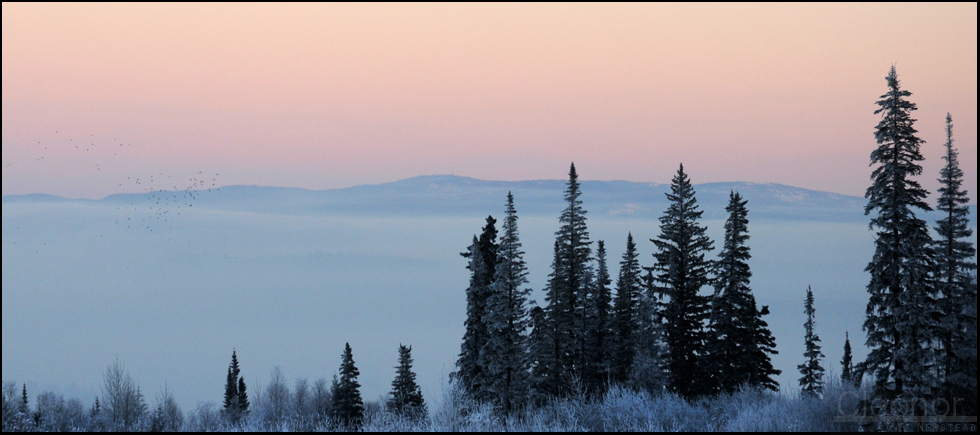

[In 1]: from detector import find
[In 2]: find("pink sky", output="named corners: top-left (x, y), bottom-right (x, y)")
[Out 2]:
top-left (2, 3), bottom-right (976, 200)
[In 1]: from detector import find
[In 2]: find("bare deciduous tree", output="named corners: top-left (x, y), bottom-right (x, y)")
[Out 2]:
top-left (264, 367), bottom-right (292, 430)
top-left (101, 358), bottom-right (147, 431)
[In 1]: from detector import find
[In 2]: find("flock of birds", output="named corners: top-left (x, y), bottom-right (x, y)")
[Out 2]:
top-left (4, 131), bottom-right (222, 240)
top-left (114, 172), bottom-right (220, 234)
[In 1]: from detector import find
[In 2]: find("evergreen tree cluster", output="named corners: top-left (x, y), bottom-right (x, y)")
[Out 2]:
top-left (860, 66), bottom-right (977, 417)
top-left (456, 163), bottom-right (783, 411)
top-left (212, 343), bottom-right (425, 431)
top-left (454, 192), bottom-right (534, 412)
top-left (708, 191), bottom-right (781, 395)
top-left (222, 350), bottom-right (250, 424)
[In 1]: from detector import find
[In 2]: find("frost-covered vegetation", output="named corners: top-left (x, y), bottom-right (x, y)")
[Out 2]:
top-left (3, 372), bottom-right (872, 432)
top-left (409, 379), bottom-right (867, 433)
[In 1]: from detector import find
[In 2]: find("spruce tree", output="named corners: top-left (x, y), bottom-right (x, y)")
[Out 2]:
top-left (561, 163), bottom-right (594, 391)
top-left (934, 113), bottom-right (977, 415)
top-left (747, 304), bottom-right (780, 392)
top-left (454, 216), bottom-right (498, 401)
top-left (798, 286), bottom-right (825, 397)
top-left (652, 164), bottom-right (714, 399)
top-left (482, 192), bottom-right (532, 413)
top-left (863, 66), bottom-right (940, 404)
top-left (455, 236), bottom-right (486, 399)
top-left (238, 377), bottom-right (249, 416)
top-left (532, 241), bottom-right (566, 399)
top-left (330, 343), bottom-right (364, 429)
top-left (223, 351), bottom-right (242, 420)
top-left (707, 191), bottom-right (780, 394)
top-left (612, 233), bottom-right (643, 385)
top-left (388, 344), bottom-right (425, 419)
top-left (539, 163), bottom-right (593, 399)
top-left (19, 385), bottom-right (27, 415)
top-left (841, 332), bottom-right (855, 388)
top-left (588, 240), bottom-right (614, 393)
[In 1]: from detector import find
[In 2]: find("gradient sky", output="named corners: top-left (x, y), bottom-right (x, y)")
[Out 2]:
top-left (2, 3), bottom-right (976, 200)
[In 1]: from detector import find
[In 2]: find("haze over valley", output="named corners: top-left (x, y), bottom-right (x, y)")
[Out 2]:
top-left (4, 176), bottom-right (974, 409)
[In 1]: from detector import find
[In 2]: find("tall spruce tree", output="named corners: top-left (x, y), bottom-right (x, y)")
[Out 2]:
top-left (388, 344), bottom-right (425, 418)
top-left (841, 332), bottom-right (855, 388)
top-left (652, 164), bottom-right (714, 399)
top-left (330, 343), bottom-right (364, 429)
top-left (612, 233), bottom-right (643, 385)
top-left (863, 66), bottom-right (940, 404)
top-left (539, 163), bottom-right (593, 398)
top-left (482, 192), bottom-right (532, 413)
top-left (563, 164), bottom-right (594, 391)
top-left (707, 192), bottom-right (780, 394)
top-left (455, 236), bottom-right (488, 400)
top-left (798, 286), bottom-right (825, 397)
top-left (934, 113), bottom-right (977, 414)
top-left (588, 240), bottom-right (614, 393)
top-left (454, 217), bottom-right (498, 401)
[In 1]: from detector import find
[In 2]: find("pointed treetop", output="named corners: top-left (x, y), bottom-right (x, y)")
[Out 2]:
top-left (480, 215), bottom-right (498, 243)
top-left (389, 344), bottom-right (425, 417)
top-left (881, 65), bottom-right (910, 102)
top-left (667, 164), bottom-right (697, 204)
top-left (564, 163), bottom-right (583, 205)
top-left (946, 112), bottom-right (953, 143)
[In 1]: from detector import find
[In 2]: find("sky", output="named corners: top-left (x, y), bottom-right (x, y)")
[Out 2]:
top-left (2, 2), bottom-right (977, 200)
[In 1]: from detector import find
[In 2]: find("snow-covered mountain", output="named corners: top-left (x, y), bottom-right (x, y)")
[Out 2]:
top-left (4, 175), bottom-right (872, 222)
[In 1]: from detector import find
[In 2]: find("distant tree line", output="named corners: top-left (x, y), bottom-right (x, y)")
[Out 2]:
top-left (1, 343), bottom-right (424, 432)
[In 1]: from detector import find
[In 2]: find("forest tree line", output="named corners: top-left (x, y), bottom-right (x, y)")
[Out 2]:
top-left (451, 66), bottom-right (977, 423)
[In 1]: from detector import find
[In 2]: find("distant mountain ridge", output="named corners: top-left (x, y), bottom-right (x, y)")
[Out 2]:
top-left (3, 175), bottom-right (976, 224)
